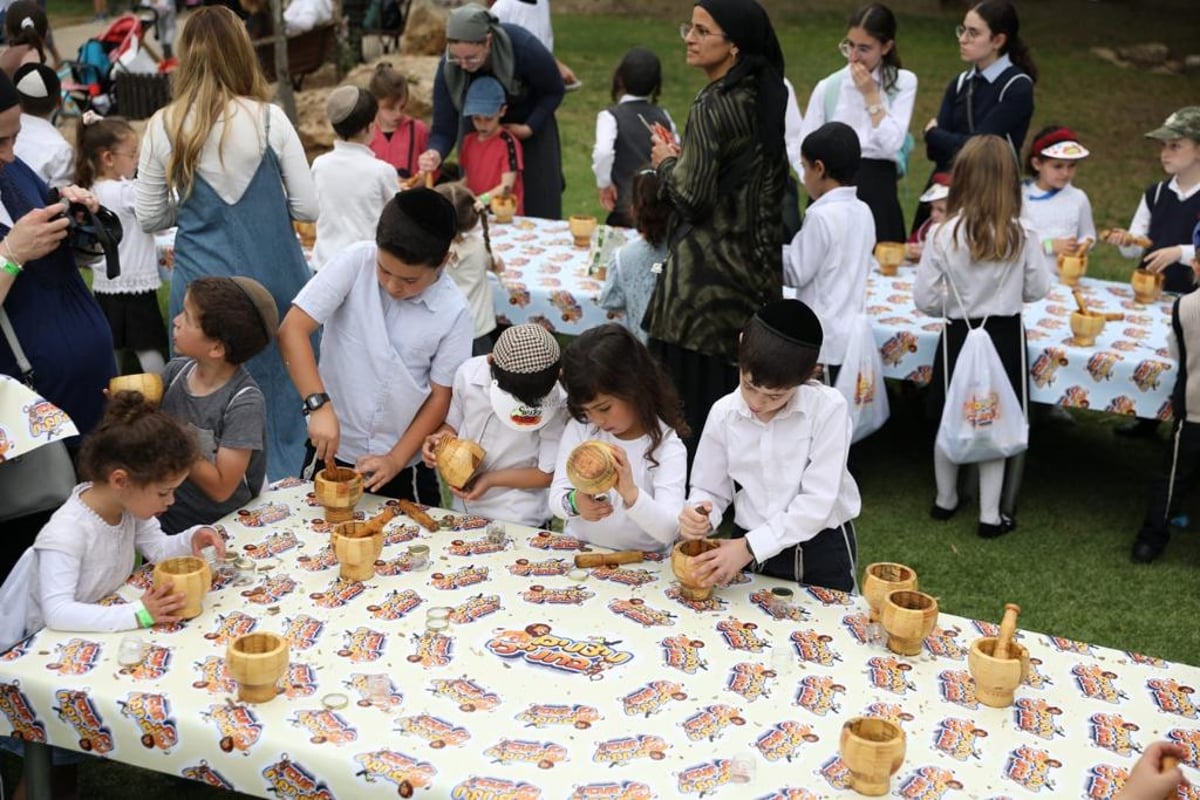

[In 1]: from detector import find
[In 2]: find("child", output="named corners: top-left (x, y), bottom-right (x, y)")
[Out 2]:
top-left (1130, 225), bottom-right (1200, 564)
top-left (906, 172), bottom-right (950, 261)
top-left (591, 46), bottom-right (674, 228)
top-left (369, 62), bottom-right (428, 180)
top-left (914, 134), bottom-right (1051, 538)
top-left (459, 76), bottom-right (524, 215)
top-left (158, 276), bottom-right (277, 534)
top-left (0, 1), bottom-right (49, 77)
top-left (0, 391), bottom-right (224, 796)
top-left (311, 85), bottom-right (398, 270)
top-left (12, 62), bottom-right (72, 187)
top-left (1020, 125), bottom-right (1096, 268)
top-left (783, 122), bottom-right (876, 374)
top-left (598, 168), bottom-right (669, 344)
top-left (280, 188), bottom-right (473, 502)
top-left (435, 181), bottom-right (501, 355)
top-left (549, 324), bottom-right (688, 553)
top-left (75, 112), bottom-right (167, 376)
top-left (678, 300), bottom-right (861, 593)
top-left (421, 323), bottom-right (567, 527)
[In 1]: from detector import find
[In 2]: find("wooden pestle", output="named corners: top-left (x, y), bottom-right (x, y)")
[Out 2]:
top-left (574, 551), bottom-right (644, 568)
top-left (1161, 754), bottom-right (1180, 800)
top-left (1073, 237), bottom-right (1093, 258)
top-left (993, 603), bottom-right (1021, 661)
top-left (424, 172), bottom-right (434, 189)
top-left (361, 506), bottom-right (399, 536)
top-left (1103, 312), bottom-right (1125, 322)
top-left (1101, 229), bottom-right (1154, 249)
top-left (1072, 289), bottom-right (1090, 315)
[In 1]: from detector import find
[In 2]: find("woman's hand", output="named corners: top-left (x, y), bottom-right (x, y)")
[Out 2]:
top-left (4, 204), bottom-right (71, 265)
top-left (609, 445), bottom-right (638, 508)
top-left (598, 185), bottom-right (617, 212)
top-left (650, 132), bottom-right (679, 168)
top-left (849, 61), bottom-right (876, 96)
top-left (140, 581), bottom-right (185, 624)
top-left (190, 527), bottom-right (226, 559)
top-left (451, 471), bottom-right (494, 501)
top-left (1143, 245), bottom-right (1183, 274)
top-left (575, 491), bottom-right (614, 522)
top-left (418, 149), bottom-right (443, 173)
top-left (356, 452), bottom-right (403, 493)
top-left (504, 123), bottom-right (533, 140)
top-left (693, 538), bottom-right (753, 587)
top-left (307, 405), bottom-right (340, 465)
top-left (58, 185), bottom-right (100, 213)
top-left (678, 502), bottom-right (713, 541)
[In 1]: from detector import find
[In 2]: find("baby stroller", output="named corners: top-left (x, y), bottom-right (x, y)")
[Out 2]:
top-left (59, 7), bottom-right (175, 120)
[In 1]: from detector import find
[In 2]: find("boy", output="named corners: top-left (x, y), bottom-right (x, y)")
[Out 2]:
top-left (459, 76), bottom-right (524, 214)
top-left (678, 299), bottom-right (862, 593)
top-left (311, 85), bottom-right (398, 270)
top-left (158, 276), bottom-right (276, 534)
top-left (783, 122), bottom-right (875, 375)
top-left (420, 323), bottom-right (566, 527)
top-left (906, 172), bottom-right (950, 262)
top-left (369, 64), bottom-right (429, 180)
top-left (279, 188), bottom-right (473, 502)
top-left (11, 63), bottom-right (72, 188)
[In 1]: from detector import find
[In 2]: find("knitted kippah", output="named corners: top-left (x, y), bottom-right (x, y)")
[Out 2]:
top-left (492, 324), bottom-right (560, 374)
top-left (325, 85), bottom-right (361, 125)
top-left (230, 277), bottom-right (280, 339)
top-left (753, 299), bottom-right (822, 350)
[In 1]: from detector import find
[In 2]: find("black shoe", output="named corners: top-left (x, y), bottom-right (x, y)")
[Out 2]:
top-left (1131, 541), bottom-right (1163, 564)
top-left (1115, 418), bottom-right (1158, 438)
top-left (930, 502), bottom-right (959, 521)
top-left (978, 516), bottom-right (1016, 539)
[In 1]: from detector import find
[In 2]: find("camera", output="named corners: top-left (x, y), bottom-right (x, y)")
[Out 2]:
top-left (48, 189), bottom-right (124, 280)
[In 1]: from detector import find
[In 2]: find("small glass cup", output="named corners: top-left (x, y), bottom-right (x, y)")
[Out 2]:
top-left (770, 639), bottom-right (792, 672)
top-left (117, 635), bottom-right (147, 667)
top-left (199, 545), bottom-right (219, 572)
top-left (233, 556), bottom-right (258, 586)
top-left (408, 544), bottom-right (430, 571)
top-left (729, 752), bottom-right (756, 784)
top-left (769, 586), bottom-right (795, 617)
top-left (426, 617), bottom-right (449, 633)
top-left (426, 606), bottom-right (452, 622)
top-left (216, 555), bottom-right (238, 583)
top-left (366, 674), bottom-right (391, 709)
top-left (486, 522), bottom-right (507, 546)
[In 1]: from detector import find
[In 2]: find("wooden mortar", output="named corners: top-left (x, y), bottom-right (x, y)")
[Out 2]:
top-left (491, 194), bottom-right (516, 224)
top-left (332, 521), bottom-right (384, 581)
top-left (568, 215), bottom-right (597, 249)
top-left (566, 440), bottom-right (618, 495)
top-left (880, 590), bottom-right (939, 656)
top-left (839, 716), bottom-right (906, 796)
top-left (109, 373), bottom-right (164, 406)
top-left (1069, 311), bottom-right (1105, 347)
top-left (152, 556), bottom-right (210, 620)
top-left (434, 436), bottom-right (486, 490)
top-left (874, 242), bottom-right (906, 276)
top-left (671, 539), bottom-right (720, 601)
top-left (1131, 268), bottom-right (1165, 304)
top-left (967, 603), bottom-right (1030, 708)
top-left (313, 467), bottom-right (363, 523)
top-left (1058, 254), bottom-right (1087, 286)
top-left (862, 563), bottom-right (918, 623)
top-left (226, 632), bottom-right (289, 704)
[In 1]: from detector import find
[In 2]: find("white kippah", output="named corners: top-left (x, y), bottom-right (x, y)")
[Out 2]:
top-left (14, 69), bottom-right (49, 99)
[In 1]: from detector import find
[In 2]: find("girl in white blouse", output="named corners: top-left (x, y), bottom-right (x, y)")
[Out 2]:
top-left (550, 324), bottom-right (689, 554)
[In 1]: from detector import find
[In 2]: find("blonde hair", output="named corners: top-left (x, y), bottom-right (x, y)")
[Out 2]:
top-left (946, 135), bottom-right (1025, 263)
top-left (434, 182), bottom-right (494, 270)
top-left (163, 6), bottom-right (271, 199)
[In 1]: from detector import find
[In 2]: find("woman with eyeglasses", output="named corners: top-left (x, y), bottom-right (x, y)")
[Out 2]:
top-left (643, 0), bottom-right (787, 458)
top-left (914, 0), bottom-right (1037, 233)
top-left (418, 4), bottom-right (565, 220)
top-left (798, 4), bottom-right (915, 244)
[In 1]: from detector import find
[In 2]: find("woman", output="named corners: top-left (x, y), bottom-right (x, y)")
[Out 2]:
top-left (417, 3), bottom-right (565, 220)
top-left (135, 6), bottom-right (318, 480)
top-left (0, 1), bottom-right (49, 77)
top-left (645, 0), bottom-right (787, 453)
top-left (915, 0), bottom-right (1036, 233)
top-left (799, 4), bottom-right (916, 243)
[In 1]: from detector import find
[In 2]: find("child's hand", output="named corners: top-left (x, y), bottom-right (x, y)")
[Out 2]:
top-left (422, 431), bottom-right (450, 469)
top-left (678, 502), bottom-right (713, 540)
top-left (190, 527), bottom-right (225, 560)
top-left (609, 445), bottom-right (639, 508)
top-left (492, 255), bottom-right (505, 275)
top-left (451, 472), bottom-right (494, 501)
top-left (1113, 742), bottom-right (1188, 800)
top-left (307, 406), bottom-right (340, 465)
top-left (906, 241), bottom-right (923, 262)
top-left (575, 491), bottom-right (614, 522)
top-left (693, 538), bottom-right (753, 587)
top-left (1104, 228), bottom-right (1135, 247)
top-left (1143, 245), bottom-right (1183, 274)
top-left (356, 453), bottom-right (402, 494)
top-left (598, 185), bottom-right (617, 212)
top-left (1052, 236), bottom-right (1079, 256)
top-left (924, 117), bottom-right (938, 134)
top-left (140, 581), bottom-right (185, 624)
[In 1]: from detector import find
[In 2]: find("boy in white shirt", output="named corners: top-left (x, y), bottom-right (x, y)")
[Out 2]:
top-left (11, 63), bottom-right (72, 188)
top-left (310, 85), bottom-right (399, 269)
top-left (279, 188), bottom-right (474, 502)
top-left (782, 122), bottom-right (875, 377)
top-left (421, 323), bottom-right (567, 527)
top-left (679, 299), bottom-right (861, 593)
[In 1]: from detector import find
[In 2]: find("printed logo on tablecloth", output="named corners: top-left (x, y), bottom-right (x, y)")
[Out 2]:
top-left (126, 562), bottom-right (154, 590)
top-left (346, 673), bottom-right (403, 709)
top-left (367, 589), bottom-right (423, 621)
top-left (1015, 698), bottom-right (1065, 740)
top-left (54, 688), bottom-right (113, 753)
top-left (529, 315), bottom-right (557, 333)
top-left (484, 738), bottom-right (569, 768)
top-left (309, 578), bottom-right (368, 608)
top-left (1128, 651), bottom-right (1169, 668)
top-left (1031, 347), bottom-right (1070, 387)
top-left (898, 765), bottom-right (963, 798)
top-left (46, 638), bottom-right (102, 675)
top-left (754, 720), bottom-right (819, 763)
top-left (1132, 359), bottom-right (1173, 391)
top-left (1046, 635), bottom-right (1094, 656)
top-left (0, 634), bottom-right (35, 662)
top-left (527, 530), bottom-right (590, 551)
top-left (507, 284), bottom-right (532, 307)
top-left (676, 759), bottom-right (740, 795)
top-left (242, 530), bottom-right (299, 558)
top-left (1004, 744), bottom-right (1061, 792)
top-left (1085, 351), bottom-right (1122, 382)
top-left (1105, 396), bottom-right (1138, 415)
top-left (608, 597), bottom-right (674, 626)
top-left (1165, 728), bottom-right (1200, 766)
top-left (338, 627), bottom-right (387, 662)
top-left (516, 703), bottom-right (602, 729)
top-left (235, 502), bottom-right (291, 527)
top-left (1085, 763), bottom-right (1131, 799)
top-left (290, 709), bottom-right (357, 745)
top-left (568, 781), bottom-right (652, 800)
top-left (590, 565), bottom-right (658, 586)
top-left (924, 626), bottom-right (969, 660)
top-left (661, 634), bottom-right (707, 674)
top-left (203, 702), bottom-right (262, 754)
top-left (790, 629), bottom-right (841, 666)
top-left (383, 524), bottom-right (421, 546)
top-left (0, 681), bottom-right (46, 742)
top-left (933, 718), bottom-right (987, 761)
top-left (180, 760), bottom-right (235, 790)
top-left (818, 754), bottom-right (852, 790)
top-left (522, 585), bottom-right (593, 605)
top-left (281, 663), bottom-right (319, 700)
top-left (453, 776), bottom-right (542, 800)
top-left (429, 677), bottom-right (502, 712)
top-left (242, 574), bottom-right (297, 604)
top-left (753, 789), bottom-right (822, 800)
top-left (119, 644), bottom-right (171, 680)
top-left (1058, 386), bottom-right (1091, 408)
top-left (592, 735), bottom-right (668, 766)
top-left (867, 656), bottom-right (916, 695)
top-left (841, 612), bottom-right (872, 644)
top-left (621, 680), bottom-right (688, 717)
top-left (1073, 665), bottom-right (1127, 704)
top-left (270, 476), bottom-right (306, 490)
top-left (715, 619), bottom-right (767, 652)
top-left (431, 565), bottom-right (490, 590)
top-left (296, 545), bottom-right (338, 572)
top-left (440, 514), bottom-right (490, 532)
top-left (406, 630), bottom-right (453, 668)
top-left (806, 586), bottom-right (854, 606)
top-left (1147, 678), bottom-right (1198, 717)
top-left (262, 755), bottom-right (334, 799)
top-left (1025, 657), bottom-right (1053, 690)
top-left (450, 594), bottom-right (503, 623)
top-left (664, 585), bottom-right (728, 612)
top-left (726, 663), bottom-right (776, 703)
top-left (1089, 712), bottom-right (1141, 756)
top-left (549, 291), bottom-right (582, 322)
top-left (192, 656), bottom-right (235, 694)
top-left (864, 702), bottom-right (915, 726)
top-left (681, 704), bottom-right (745, 742)
top-left (118, 691), bottom-right (177, 752)
top-left (881, 331), bottom-right (920, 366)
top-left (448, 538), bottom-right (506, 557)
top-left (395, 714), bottom-right (468, 748)
top-left (486, 626), bottom-right (632, 678)
top-left (938, 669), bottom-right (979, 709)
top-left (282, 614), bottom-right (324, 651)
top-left (508, 558), bottom-right (572, 577)
top-left (794, 675), bottom-right (845, 716)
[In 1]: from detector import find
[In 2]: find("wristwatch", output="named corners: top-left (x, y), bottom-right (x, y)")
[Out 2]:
top-left (866, 102), bottom-right (885, 115)
top-left (302, 392), bottom-right (330, 416)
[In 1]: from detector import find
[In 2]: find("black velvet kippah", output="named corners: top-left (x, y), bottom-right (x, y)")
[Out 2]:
top-left (753, 299), bottom-right (822, 350)
top-left (0, 70), bottom-right (20, 113)
top-left (391, 187), bottom-right (459, 244)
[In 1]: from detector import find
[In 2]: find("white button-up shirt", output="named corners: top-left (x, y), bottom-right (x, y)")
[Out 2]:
top-left (292, 242), bottom-right (473, 464)
top-left (688, 385), bottom-right (861, 563)
top-left (799, 65), bottom-right (917, 163)
top-left (310, 140), bottom-right (398, 269)
top-left (14, 114), bottom-right (74, 188)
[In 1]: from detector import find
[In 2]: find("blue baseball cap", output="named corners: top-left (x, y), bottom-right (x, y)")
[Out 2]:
top-left (463, 77), bottom-right (506, 117)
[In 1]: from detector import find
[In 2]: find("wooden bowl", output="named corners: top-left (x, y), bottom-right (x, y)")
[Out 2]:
top-left (568, 215), bottom-right (597, 249)
top-left (109, 373), bottom-right (164, 406)
top-left (1057, 254), bottom-right (1087, 286)
top-left (1069, 311), bottom-right (1105, 347)
top-left (671, 539), bottom-right (720, 601)
top-left (839, 716), bottom-right (906, 796)
top-left (1131, 268), bottom-right (1164, 304)
top-left (874, 242), bottom-right (906, 276)
top-left (226, 632), bottom-right (289, 704)
top-left (862, 563), bottom-right (918, 623)
top-left (332, 522), bottom-right (384, 582)
top-left (293, 220), bottom-right (316, 249)
top-left (313, 467), bottom-right (363, 523)
top-left (566, 440), bottom-right (618, 495)
top-left (968, 637), bottom-right (1030, 708)
top-left (880, 590), bottom-right (938, 656)
top-left (491, 194), bottom-right (516, 224)
top-left (151, 556), bottom-right (210, 620)
top-left (434, 436), bottom-right (486, 489)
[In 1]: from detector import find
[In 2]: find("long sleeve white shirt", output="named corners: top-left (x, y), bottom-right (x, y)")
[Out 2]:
top-left (591, 96), bottom-right (676, 189)
top-left (491, 0), bottom-right (554, 52)
top-left (310, 139), bottom-right (397, 269)
top-left (799, 65), bottom-right (917, 164)
top-left (1019, 180), bottom-right (1097, 272)
top-left (782, 186), bottom-right (875, 365)
top-left (688, 386), bottom-right (861, 563)
top-left (783, 77), bottom-right (804, 176)
top-left (1118, 176), bottom-right (1198, 266)
top-left (283, 0), bottom-right (333, 34)
top-left (135, 99), bottom-right (318, 232)
top-left (549, 418), bottom-right (686, 554)
top-left (14, 114), bottom-right (74, 188)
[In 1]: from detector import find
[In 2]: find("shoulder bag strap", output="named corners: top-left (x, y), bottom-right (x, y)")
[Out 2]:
top-left (0, 307), bottom-right (35, 387)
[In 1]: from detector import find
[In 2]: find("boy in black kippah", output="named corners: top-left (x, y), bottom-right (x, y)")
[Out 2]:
top-left (678, 299), bottom-right (862, 593)
top-left (280, 188), bottom-right (474, 503)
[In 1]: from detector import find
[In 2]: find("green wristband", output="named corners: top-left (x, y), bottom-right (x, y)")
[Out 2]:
top-left (566, 489), bottom-right (579, 516)
top-left (135, 607), bottom-right (155, 629)
top-left (1, 259), bottom-right (20, 276)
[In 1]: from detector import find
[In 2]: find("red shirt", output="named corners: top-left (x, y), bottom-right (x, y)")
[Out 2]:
top-left (370, 116), bottom-right (429, 178)
top-left (460, 129), bottom-right (524, 215)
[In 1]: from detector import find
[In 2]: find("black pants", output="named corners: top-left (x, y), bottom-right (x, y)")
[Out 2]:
top-left (649, 339), bottom-right (738, 465)
top-left (300, 442), bottom-right (441, 505)
top-left (735, 522), bottom-right (858, 594)
top-left (1135, 420), bottom-right (1200, 552)
top-left (855, 158), bottom-right (905, 244)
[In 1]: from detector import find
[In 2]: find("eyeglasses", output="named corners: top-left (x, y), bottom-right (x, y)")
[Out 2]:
top-left (445, 48), bottom-right (486, 68)
top-left (955, 24), bottom-right (987, 40)
top-left (838, 39), bottom-right (875, 58)
top-left (679, 22), bottom-right (726, 41)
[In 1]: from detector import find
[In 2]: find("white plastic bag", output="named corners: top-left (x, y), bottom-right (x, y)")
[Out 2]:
top-left (0, 549), bottom-right (34, 653)
top-left (935, 327), bottom-right (1028, 464)
top-left (833, 313), bottom-right (889, 443)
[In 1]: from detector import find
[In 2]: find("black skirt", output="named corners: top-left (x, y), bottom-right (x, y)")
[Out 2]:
top-left (95, 290), bottom-right (168, 352)
top-left (855, 158), bottom-right (906, 244)
top-left (926, 314), bottom-right (1027, 421)
top-left (649, 338), bottom-right (738, 459)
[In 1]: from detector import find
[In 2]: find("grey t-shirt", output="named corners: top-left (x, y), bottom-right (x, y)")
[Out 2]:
top-left (158, 358), bottom-right (267, 534)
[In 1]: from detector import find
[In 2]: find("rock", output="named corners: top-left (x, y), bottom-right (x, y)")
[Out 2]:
top-left (401, 1), bottom-right (448, 57)
top-left (1114, 42), bottom-right (1171, 68)
top-left (1185, 54), bottom-right (1200, 72)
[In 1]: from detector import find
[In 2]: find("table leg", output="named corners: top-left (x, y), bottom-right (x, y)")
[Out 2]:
top-left (23, 740), bottom-right (52, 800)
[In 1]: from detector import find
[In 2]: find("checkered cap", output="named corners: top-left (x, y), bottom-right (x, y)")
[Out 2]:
top-left (492, 324), bottom-right (560, 374)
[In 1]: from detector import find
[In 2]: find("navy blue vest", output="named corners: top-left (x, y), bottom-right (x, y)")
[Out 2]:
top-left (1145, 182), bottom-right (1200, 294)
top-left (608, 100), bottom-right (670, 218)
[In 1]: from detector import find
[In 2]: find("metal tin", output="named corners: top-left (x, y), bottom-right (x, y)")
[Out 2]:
top-left (426, 606), bottom-right (452, 621)
top-left (321, 693), bottom-right (349, 710)
top-left (425, 617), bottom-right (449, 633)
top-left (567, 569), bottom-right (589, 582)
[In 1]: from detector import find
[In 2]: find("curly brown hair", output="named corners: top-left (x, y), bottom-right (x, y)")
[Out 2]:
top-left (79, 392), bottom-right (197, 486)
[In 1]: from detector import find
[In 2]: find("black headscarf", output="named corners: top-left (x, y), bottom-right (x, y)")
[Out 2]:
top-left (696, 0), bottom-right (786, 166)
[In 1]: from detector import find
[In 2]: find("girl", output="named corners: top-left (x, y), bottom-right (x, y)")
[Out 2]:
top-left (369, 62), bottom-right (429, 180)
top-left (549, 324), bottom-right (689, 553)
top-left (1020, 125), bottom-right (1096, 268)
top-left (599, 168), bottom-right (670, 344)
top-left (77, 113), bottom-right (168, 377)
top-left (0, 1), bottom-right (49, 77)
top-left (435, 182), bottom-right (501, 355)
top-left (799, 4), bottom-right (916, 243)
top-left (914, 135), bottom-right (1051, 539)
top-left (591, 46), bottom-right (674, 229)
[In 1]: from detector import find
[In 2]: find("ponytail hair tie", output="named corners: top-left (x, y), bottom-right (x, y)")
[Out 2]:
top-left (82, 110), bottom-right (104, 127)
top-left (20, 17), bottom-right (34, 30)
